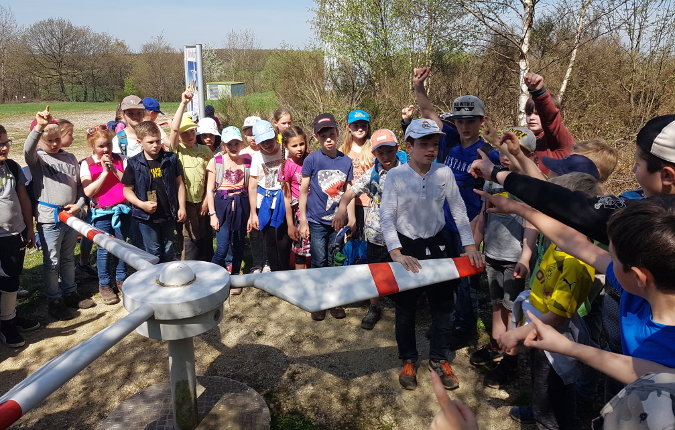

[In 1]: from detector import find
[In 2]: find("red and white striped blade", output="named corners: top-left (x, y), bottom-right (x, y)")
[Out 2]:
top-left (229, 257), bottom-right (482, 312)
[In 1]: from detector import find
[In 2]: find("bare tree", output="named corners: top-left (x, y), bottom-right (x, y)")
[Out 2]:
top-left (130, 35), bottom-right (183, 101)
top-left (0, 6), bottom-right (20, 102)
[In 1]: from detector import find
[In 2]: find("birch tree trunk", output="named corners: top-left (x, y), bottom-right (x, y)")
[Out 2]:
top-left (518, 0), bottom-right (535, 126)
top-left (559, 0), bottom-right (592, 101)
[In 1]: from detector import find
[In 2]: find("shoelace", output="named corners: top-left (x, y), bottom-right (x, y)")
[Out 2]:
top-left (434, 361), bottom-right (460, 384)
top-left (398, 362), bottom-right (416, 376)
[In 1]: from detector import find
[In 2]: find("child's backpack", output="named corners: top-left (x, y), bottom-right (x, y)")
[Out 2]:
top-left (328, 226), bottom-right (368, 266)
top-left (368, 151), bottom-right (408, 196)
top-left (214, 153), bottom-right (252, 191)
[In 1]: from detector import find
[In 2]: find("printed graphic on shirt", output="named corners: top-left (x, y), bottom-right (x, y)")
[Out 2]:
top-left (261, 158), bottom-right (283, 189)
top-left (318, 169), bottom-right (347, 221)
top-left (224, 168), bottom-right (244, 184)
top-left (445, 155), bottom-right (473, 174)
top-left (594, 196), bottom-right (626, 210)
top-left (150, 167), bottom-right (162, 179)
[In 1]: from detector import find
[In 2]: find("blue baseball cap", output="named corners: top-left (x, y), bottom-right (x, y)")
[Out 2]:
top-left (141, 97), bottom-right (164, 114)
top-left (404, 119), bottom-right (446, 141)
top-left (221, 126), bottom-right (243, 144)
top-left (348, 110), bottom-right (371, 124)
top-left (253, 120), bottom-right (276, 144)
top-left (542, 154), bottom-right (600, 180)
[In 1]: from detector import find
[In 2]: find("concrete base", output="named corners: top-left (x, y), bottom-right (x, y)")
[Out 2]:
top-left (101, 376), bottom-right (270, 430)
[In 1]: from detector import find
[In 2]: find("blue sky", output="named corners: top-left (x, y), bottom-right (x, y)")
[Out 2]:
top-left (9, 0), bottom-right (317, 50)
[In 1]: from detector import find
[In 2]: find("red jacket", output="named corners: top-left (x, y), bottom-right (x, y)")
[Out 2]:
top-left (533, 90), bottom-right (575, 175)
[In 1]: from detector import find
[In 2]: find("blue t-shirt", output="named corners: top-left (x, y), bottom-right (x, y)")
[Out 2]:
top-left (302, 150), bottom-right (353, 225)
top-left (439, 124), bottom-right (500, 231)
top-left (606, 261), bottom-right (675, 368)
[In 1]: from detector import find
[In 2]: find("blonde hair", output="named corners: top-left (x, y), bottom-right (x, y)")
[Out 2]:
top-left (136, 121), bottom-right (161, 140)
top-left (573, 139), bottom-right (619, 183)
top-left (57, 119), bottom-right (74, 135)
top-left (42, 124), bottom-right (60, 136)
top-left (548, 172), bottom-right (602, 196)
top-left (340, 122), bottom-right (373, 169)
top-left (273, 107), bottom-right (293, 136)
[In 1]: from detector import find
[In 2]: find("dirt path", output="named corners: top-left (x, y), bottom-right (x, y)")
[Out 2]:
top-left (0, 275), bottom-right (539, 430)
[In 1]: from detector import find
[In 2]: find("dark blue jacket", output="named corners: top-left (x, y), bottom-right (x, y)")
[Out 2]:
top-left (126, 150), bottom-right (181, 221)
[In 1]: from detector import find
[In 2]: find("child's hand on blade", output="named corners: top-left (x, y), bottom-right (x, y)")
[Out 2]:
top-left (523, 311), bottom-right (574, 355)
top-left (461, 250), bottom-right (484, 268)
top-left (468, 149), bottom-right (494, 180)
top-left (524, 73), bottom-right (544, 91)
top-left (429, 370), bottom-right (479, 430)
top-left (63, 204), bottom-right (80, 216)
top-left (392, 253), bottom-right (422, 273)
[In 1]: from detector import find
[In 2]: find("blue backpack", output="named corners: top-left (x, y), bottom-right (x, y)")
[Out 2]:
top-left (368, 151), bottom-right (408, 195)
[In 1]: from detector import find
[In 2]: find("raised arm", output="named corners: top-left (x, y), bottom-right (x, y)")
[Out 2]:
top-left (525, 73), bottom-right (574, 155)
top-left (412, 67), bottom-right (443, 129)
top-left (168, 89), bottom-right (193, 152)
top-left (475, 189), bottom-right (611, 274)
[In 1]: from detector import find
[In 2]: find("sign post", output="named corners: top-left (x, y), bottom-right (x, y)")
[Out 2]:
top-left (183, 44), bottom-right (206, 121)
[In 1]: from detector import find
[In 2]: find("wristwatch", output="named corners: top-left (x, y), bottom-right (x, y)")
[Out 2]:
top-left (490, 165), bottom-right (509, 183)
top-left (207, 211), bottom-right (216, 216)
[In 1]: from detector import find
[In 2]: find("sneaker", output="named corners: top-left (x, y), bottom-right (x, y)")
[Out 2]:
top-left (398, 359), bottom-right (417, 390)
top-left (360, 305), bottom-right (382, 330)
top-left (48, 299), bottom-right (76, 321)
top-left (64, 291), bottom-right (96, 309)
top-left (17, 289), bottom-right (30, 298)
top-left (230, 287), bottom-right (242, 296)
top-left (329, 307), bottom-right (346, 319)
top-left (428, 360), bottom-right (460, 390)
top-left (0, 318), bottom-right (25, 347)
top-left (509, 406), bottom-right (535, 424)
top-left (484, 353), bottom-right (518, 389)
top-left (75, 263), bottom-right (97, 278)
top-left (250, 267), bottom-right (262, 274)
top-left (470, 340), bottom-right (504, 366)
top-left (99, 285), bottom-right (120, 305)
top-left (14, 316), bottom-right (40, 331)
top-left (262, 265), bottom-right (271, 273)
top-left (311, 310), bottom-right (326, 321)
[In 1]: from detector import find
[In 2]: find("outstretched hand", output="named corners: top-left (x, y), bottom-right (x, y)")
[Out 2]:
top-left (181, 88), bottom-right (194, 105)
top-left (429, 370), bottom-right (479, 430)
top-left (35, 105), bottom-right (53, 130)
top-left (402, 105), bottom-right (415, 122)
top-left (468, 149), bottom-right (495, 180)
top-left (523, 311), bottom-right (574, 355)
top-left (474, 189), bottom-right (524, 216)
top-left (523, 73), bottom-right (544, 91)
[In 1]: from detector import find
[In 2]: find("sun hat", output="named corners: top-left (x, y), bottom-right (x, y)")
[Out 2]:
top-left (242, 116), bottom-right (262, 130)
top-left (197, 117), bottom-right (219, 136)
top-left (370, 129), bottom-right (398, 152)
top-left (348, 110), bottom-right (371, 124)
top-left (221, 126), bottom-right (243, 144)
top-left (141, 97), bottom-right (164, 114)
top-left (636, 115), bottom-right (675, 163)
top-left (120, 95), bottom-right (145, 111)
top-left (404, 119), bottom-right (446, 141)
top-left (253, 120), bottom-right (276, 144)
top-left (179, 113), bottom-right (198, 133)
top-left (452, 95), bottom-right (486, 118)
top-left (504, 126), bottom-right (537, 153)
top-left (313, 113), bottom-right (339, 134)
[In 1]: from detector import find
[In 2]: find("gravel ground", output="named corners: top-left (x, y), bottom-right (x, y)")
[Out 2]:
top-left (0, 275), bottom-right (540, 430)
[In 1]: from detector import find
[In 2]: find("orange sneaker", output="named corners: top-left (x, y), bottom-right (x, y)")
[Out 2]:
top-left (429, 360), bottom-right (459, 390)
top-left (398, 359), bottom-right (417, 390)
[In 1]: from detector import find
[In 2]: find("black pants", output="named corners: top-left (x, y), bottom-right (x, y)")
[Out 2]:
top-left (531, 349), bottom-right (580, 430)
top-left (262, 220), bottom-right (291, 271)
top-left (0, 232), bottom-right (26, 292)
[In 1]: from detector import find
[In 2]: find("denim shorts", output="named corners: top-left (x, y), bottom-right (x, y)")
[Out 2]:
top-left (485, 257), bottom-right (526, 311)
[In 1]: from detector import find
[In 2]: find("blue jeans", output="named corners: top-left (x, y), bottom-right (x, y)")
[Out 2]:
top-left (443, 227), bottom-right (478, 333)
top-left (309, 222), bottom-right (334, 268)
top-left (212, 221), bottom-right (246, 274)
top-left (137, 220), bottom-right (177, 262)
top-left (93, 213), bottom-right (129, 287)
top-left (37, 222), bottom-right (78, 301)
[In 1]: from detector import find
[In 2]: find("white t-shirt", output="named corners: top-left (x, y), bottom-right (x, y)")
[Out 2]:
top-left (112, 131), bottom-right (143, 157)
top-left (250, 146), bottom-right (284, 208)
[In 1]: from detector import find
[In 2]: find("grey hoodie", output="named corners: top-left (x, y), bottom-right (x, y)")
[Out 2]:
top-left (24, 129), bottom-right (86, 224)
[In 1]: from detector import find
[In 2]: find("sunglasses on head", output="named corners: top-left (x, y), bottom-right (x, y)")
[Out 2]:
top-left (86, 124), bottom-right (109, 136)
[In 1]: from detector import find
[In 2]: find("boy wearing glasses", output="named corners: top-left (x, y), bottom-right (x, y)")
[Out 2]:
top-left (24, 106), bottom-right (92, 321)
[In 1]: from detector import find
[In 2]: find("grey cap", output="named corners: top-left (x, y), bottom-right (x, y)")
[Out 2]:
top-left (504, 126), bottom-right (537, 153)
top-left (452, 95), bottom-right (485, 118)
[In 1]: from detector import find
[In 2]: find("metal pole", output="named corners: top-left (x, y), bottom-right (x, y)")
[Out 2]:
top-left (195, 44), bottom-right (205, 121)
top-left (0, 304), bottom-right (155, 429)
top-left (168, 337), bottom-right (199, 430)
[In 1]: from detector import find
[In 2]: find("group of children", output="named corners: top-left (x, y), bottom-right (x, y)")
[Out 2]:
top-left (2, 69), bottom-right (675, 429)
